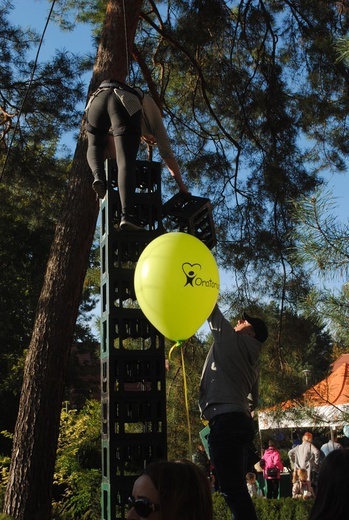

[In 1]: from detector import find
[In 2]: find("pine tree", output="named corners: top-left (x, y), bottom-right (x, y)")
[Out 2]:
top-left (292, 188), bottom-right (349, 348)
top-left (4, 1), bottom-right (349, 516)
top-left (3, 1), bottom-right (143, 518)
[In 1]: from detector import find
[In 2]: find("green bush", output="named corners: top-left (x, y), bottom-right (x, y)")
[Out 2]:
top-left (52, 400), bottom-right (101, 519)
top-left (0, 454), bottom-right (11, 511)
top-left (212, 492), bottom-right (231, 520)
top-left (213, 494), bottom-right (314, 520)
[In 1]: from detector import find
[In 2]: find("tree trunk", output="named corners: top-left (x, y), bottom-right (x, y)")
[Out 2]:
top-left (3, 1), bottom-right (143, 518)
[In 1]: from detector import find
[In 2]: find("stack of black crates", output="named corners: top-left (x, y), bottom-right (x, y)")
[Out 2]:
top-left (99, 158), bottom-right (216, 520)
top-left (100, 159), bottom-right (166, 520)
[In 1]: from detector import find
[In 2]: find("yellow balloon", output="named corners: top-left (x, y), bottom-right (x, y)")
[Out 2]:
top-left (134, 232), bottom-right (220, 341)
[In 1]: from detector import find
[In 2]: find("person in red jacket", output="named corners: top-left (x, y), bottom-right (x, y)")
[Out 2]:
top-left (261, 440), bottom-right (284, 499)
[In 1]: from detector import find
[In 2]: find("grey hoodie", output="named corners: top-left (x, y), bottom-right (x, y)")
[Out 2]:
top-left (199, 305), bottom-right (262, 421)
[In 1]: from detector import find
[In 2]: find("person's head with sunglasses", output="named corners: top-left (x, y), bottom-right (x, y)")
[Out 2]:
top-left (126, 459), bottom-right (213, 520)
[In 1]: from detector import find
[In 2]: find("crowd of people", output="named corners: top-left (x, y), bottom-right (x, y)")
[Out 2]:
top-left (124, 297), bottom-right (347, 519)
top-left (126, 442), bottom-right (349, 520)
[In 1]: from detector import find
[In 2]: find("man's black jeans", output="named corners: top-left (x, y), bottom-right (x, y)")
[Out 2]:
top-left (208, 412), bottom-right (258, 520)
top-left (266, 478), bottom-right (280, 499)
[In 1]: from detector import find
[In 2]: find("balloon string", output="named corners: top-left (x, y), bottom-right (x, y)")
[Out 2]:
top-left (181, 344), bottom-right (192, 460)
top-left (168, 341), bottom-right (181, 360)
top-left (168, 341), bottom-right (192, 459)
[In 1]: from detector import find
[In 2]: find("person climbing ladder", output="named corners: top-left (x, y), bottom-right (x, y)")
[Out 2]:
top-left (85, 79), bottom-right (189, 230)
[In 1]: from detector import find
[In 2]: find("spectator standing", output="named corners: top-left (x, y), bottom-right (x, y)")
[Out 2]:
top-left (320, 432), bottom-right (342, 458)
top-left (288, 432), bottom-right (320, 489)
top-left (309, 448), bottom-right (349, 520)
top-left (260, 440), bottom-right (284, 499)
top-left (291, 431), bottom-right (301, 448)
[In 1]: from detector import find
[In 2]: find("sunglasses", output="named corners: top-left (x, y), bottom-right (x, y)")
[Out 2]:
top-left (127, 496), bottom-right (160, 517)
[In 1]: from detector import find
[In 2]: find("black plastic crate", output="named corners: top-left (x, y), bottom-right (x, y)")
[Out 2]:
top-left (162, 193), bottom-right (217, 249)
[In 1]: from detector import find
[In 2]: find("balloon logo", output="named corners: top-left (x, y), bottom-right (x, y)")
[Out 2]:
top-left (134, 232), bottom-right (220, 341)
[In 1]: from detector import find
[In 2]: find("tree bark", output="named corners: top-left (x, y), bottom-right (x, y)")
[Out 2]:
top-left (3, 1), bottom-right (143, 518)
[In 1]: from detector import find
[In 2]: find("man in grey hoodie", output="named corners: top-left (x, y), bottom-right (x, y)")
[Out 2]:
top-left (199, 305), bottom-right (268, 520)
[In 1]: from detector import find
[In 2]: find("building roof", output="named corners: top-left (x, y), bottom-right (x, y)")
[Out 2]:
top-left (331, 354), bottom-right (349, 373)
top-left (258, 362), bottom-right (349, 430)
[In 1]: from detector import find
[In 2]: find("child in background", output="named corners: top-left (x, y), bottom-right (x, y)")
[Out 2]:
top-left (292, 468), bottom-right (315, 499)
top-left (246, 472), bottom-right (260, 498)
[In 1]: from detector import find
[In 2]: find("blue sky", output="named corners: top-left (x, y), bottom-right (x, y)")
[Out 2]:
top-left (11, 0), bottom-right (349, 218)
top-left (10, 0), bottom-right (94, 151)
top-left (11, 0), bottom-right (93, 60)
top-left (9, 0), bottom-right (349, 335)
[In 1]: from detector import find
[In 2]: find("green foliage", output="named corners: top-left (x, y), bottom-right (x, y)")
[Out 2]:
top-left (253, 497), bottom-right (313, 520)
top-left (212, 494), bottom-right (314, 520)
top-left (0, 157), bottom-right (100, 449)
top-left (0, 454), bottom-right (11, 511)
top-left (258, 302), bottom-right (333, 408)
top-left (0, 403), bottom-right (102, 518)
top-left (0, 168), bottom-right (64, 389)
top-left (51, 0), bottom-right (108, 31)
top-left (166, 335), bottom-right (210, 459)
top-left (131, 0), bottom-right (349, 332)
top-left (52, 400), bottom-right (101, 519)
top-left (212, 492), bottom-right (231, 520)
top-left (291, 188), bottom-right (349, 345)
top-left (0, 1), bottom-right (99, 458)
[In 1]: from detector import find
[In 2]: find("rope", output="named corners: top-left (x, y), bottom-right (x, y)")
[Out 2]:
top-left (122, 0), bottom-right (129, 77)
top-left (0, 0), bottom-right (57, 182)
